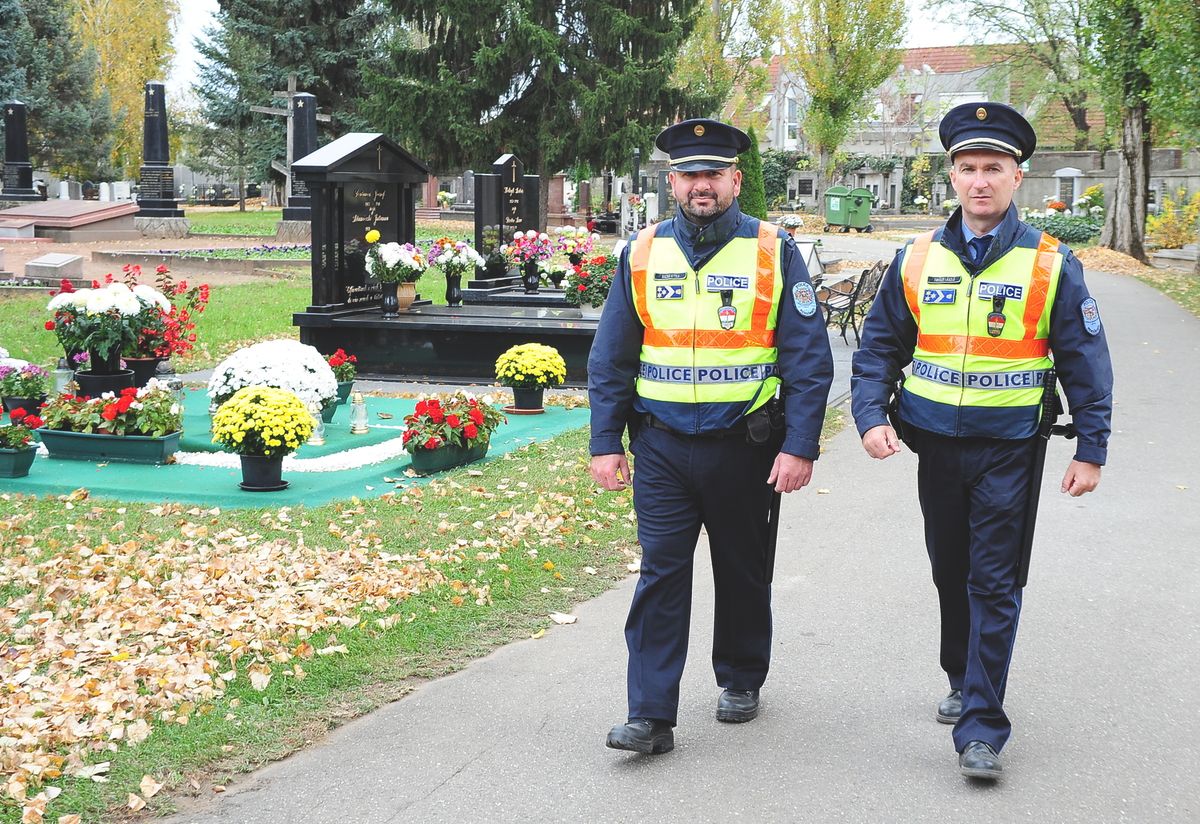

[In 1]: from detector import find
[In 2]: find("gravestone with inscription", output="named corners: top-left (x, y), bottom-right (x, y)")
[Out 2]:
top-left (472, 154), bottom-right (540, 280)
top-left (282, 93), bottom-right (318, 222)
top-left (291, 133), bottom-right (429, 314)
top-left (136, 82), bottom-right (183, 219)
top-left (2, 101), bottom-right (41, 201)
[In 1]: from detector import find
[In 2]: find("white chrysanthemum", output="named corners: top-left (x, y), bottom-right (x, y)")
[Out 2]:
top-left (377, 242), bottom-right (404, 267)
top-left (207, 339), bottom-right (337, 407)
top-left (133, 284), bottom-right (171, 311)
top-left (47, 292), bottom-right (85, 311)
top-left (397, 245), bottom-right (423, 270)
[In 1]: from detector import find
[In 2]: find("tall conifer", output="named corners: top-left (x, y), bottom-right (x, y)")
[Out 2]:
top-left (738, 126), bottom-right (767, 220)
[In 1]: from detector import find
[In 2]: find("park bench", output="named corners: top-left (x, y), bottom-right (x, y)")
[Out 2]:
top-left (818, 259), bottom-right (886, 346)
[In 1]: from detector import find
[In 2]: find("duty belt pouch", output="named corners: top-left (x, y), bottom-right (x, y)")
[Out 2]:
top-left (886, 376), bottom-right (917, 453)
top-left (745, 399), bottom-right (784, 446)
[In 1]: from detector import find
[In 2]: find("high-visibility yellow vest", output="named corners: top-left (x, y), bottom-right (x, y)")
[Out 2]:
top-left (629, 222), bottom-right (784, 414)
top-left (900, 230), bottom-right (1062, 430)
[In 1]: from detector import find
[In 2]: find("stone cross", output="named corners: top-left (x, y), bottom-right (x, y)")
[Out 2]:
top-left (251, 74), bottom-right (332, 202)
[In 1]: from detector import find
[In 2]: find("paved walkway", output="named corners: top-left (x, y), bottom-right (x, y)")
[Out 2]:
top-left (167, 264), bottom-right (1198, 823)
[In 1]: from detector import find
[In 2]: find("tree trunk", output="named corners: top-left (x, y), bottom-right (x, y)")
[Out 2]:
top-left (539, 171), bottom-right (550, 234)
top-left (1099, 101), bottom-right (1149, 263)
top-left (1065, 97), bottom-right (1091, 151)
top-left (816, 147), bottom-right (832, 216)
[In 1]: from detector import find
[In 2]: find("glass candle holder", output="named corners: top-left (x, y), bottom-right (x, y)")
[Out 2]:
top-left (349, 391), bottom-right (369, 434)
top-left (307, 403), bottom-right (327, 446)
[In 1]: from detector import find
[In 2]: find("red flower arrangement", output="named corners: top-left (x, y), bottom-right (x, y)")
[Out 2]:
top-left (563, 254), bottom-right (616, 308)
top-left (0, 408), bottom-right (45, 450)
top-left (38, 382), bottom-right (182, 437)
top-left (402, 392), bottom-right (506, 452)
top-left (326, 348), bottom-right (358, 382)
top-left (147, 264), bottom-right (210, 359)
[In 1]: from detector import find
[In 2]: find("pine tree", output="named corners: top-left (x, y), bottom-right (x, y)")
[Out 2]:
top-left (189, 12), bottom-right (281, 210)
top-left (216, 0), bottom-right (385, 133)
top-left (363, 0), bottom-right (708, 228)
top-left (738, 126), bottom-right (767, 220)
top-left (0, 0), bottom-right (27, 104)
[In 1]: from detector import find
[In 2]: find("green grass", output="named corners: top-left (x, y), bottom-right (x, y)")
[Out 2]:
top-left (0, 426), bottom-right (641, 822)
top-left (187, 209), bottom-right (283, 236)
top-left (1133, 267), bottom-right (1200, 318)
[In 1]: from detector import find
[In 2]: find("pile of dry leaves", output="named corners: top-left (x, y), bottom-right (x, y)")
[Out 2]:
top-left (1075, 247), bottom-right (1154, 275)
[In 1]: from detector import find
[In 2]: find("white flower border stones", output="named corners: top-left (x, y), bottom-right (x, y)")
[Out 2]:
top-left (207, 339), bottom-right (338, 409)
top-left (174, 430), bottom-right (409, 472)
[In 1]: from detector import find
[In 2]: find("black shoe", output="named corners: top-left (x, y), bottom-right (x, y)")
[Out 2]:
top-left (606, 718), bottom-right (674, 754)
top-left (959, 740), bottom-right (1002, 780)
top-left (937, 689), bottom-right (962, 724)
top-left (716, 689), bottom-right (760, 723)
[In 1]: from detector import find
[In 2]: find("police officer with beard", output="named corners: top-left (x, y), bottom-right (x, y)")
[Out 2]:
top-left (851, 102), bottom-right (1113, 780)
top-left (589, 119), bottom-right (834, 754)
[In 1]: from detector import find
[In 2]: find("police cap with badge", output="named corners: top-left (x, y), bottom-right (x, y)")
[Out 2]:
top-left (656, 119), bottom-right (751, 171)
top-left (939, 102), bottom-right (1037, 162)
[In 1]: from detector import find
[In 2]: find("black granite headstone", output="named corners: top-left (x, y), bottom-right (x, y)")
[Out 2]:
top-left (136, 82), bottom-right (183, 217)
top-left (2, 101), bottom-right (40, 200)
top-left (658, 170), bottom-right (676, 216)
top-left (292, 133), bottom-right (429, 313)
top-left (472, 154), bottom-right (540, 280)
top-left (282, 93), bottom-right (318, 220)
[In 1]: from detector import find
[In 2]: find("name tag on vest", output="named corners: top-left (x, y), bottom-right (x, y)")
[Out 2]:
top-left (922, 288), bottom-right (956, 304)
top-left (706, 274), bottom-right (750, 291)
top-left (977, 281), bottom-right (1025, 301)
top-left (654, 272), bottom-right (687, 280)
top-left (927, 275), bottom-right (962, 284)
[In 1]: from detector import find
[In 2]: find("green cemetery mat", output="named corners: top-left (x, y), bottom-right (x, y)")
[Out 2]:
top-left (2, 391), bottom-right (589, 508)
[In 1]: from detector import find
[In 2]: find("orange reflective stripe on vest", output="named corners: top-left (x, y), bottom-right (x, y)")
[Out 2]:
top-left (1022, 232), bottom-right (1058, 336)
top-left (752, 223), bottom-right (776, 332)
top-left (915, 334), bottom-right (1050, 358)
top-left (629, 225), bottom-right (657, 328)
top-left (643, 327), bottom-right (777, 349)
top-left (902, 231), bottom-right (935, 320)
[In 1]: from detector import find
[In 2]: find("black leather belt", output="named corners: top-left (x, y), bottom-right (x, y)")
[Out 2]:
top-left (643, 413), bottom-right (746, 439)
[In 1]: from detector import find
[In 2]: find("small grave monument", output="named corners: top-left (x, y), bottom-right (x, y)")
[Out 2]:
top-left (135, 82), bottom-right (188, 238)
top-left (2, 102), bottom-right (41, 202)
top-left (472, 154), bottom-right (540, 280)
top-left (25, 252), bottom-right (84, 280)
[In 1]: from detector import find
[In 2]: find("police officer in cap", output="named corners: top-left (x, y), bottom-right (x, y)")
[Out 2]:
top-left (589, 118), bottom-right (833, 754)
top-left (851, 102), bottom-right (1113, 780)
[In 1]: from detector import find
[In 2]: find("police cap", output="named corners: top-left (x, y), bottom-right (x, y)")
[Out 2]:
top-left (939, 102), bottom-right (1037, 162)
top-left (655, 118), bottom-right (751, 172)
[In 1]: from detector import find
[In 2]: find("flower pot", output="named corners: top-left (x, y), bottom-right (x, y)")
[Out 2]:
top-left (336, 380), bottom-right (354, 406)
top-left (408, 441), bottom-right (489, 475)
top-left (239, 453), bottom-right (286, 490)
top-left (2, 395), bottom-right (47, 415)
top-left (568, 253), bottom-right (583, 267)
top-left (445, 272), bottom-right (463, 307)
top-left (548, 270), bottom-right (565, 288)
top-left (320, 400), bottom-right (338, 423)
top-left (521, 261), bottom-right (541, 294)
top-left (0, 446), bottom-right (36, 478)
top-left (73, 369), bottom-right (135, 398)
top-left (38, 428), bottom-right (182, 464)
top-left (380, 281), bottom-right (400, 318)
top-left (512, 387), bottom-right (545, 411)
top-left (124, 356), bottom-right (163, 388)
top-left (397, 281), bottom-right (417, 311)
top-left (87, 347), bottom-right (123, 375)
top-left (579, 304), bottom-right (604, 320)
top-left (239, 453), bottom-right (287, 491)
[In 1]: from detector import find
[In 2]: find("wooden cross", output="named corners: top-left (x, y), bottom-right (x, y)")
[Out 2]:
top-left (251, 74), bottom-right (332, 201)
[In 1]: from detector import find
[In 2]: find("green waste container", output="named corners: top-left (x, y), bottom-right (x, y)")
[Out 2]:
top-left (824, 186), bottom-right (877, 233)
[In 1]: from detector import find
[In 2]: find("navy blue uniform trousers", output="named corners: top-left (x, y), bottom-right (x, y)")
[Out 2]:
top-left (625, 422), bottom-right (779, 725)
top-left (913, 428), bottom-right (1036, 754)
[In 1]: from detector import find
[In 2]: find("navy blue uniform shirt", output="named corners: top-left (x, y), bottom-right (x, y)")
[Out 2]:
top-left (588, 201), bottom-right (834, 460)
top-left (851, 204), bottom-right (1114, 465)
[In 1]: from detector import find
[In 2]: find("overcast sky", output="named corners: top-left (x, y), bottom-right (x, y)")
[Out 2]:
top-left (166, 0), bottom-right (973, 101)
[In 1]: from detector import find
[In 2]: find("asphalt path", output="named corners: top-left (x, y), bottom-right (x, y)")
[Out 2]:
top-left (168, 260), bottom-right (1198, 823)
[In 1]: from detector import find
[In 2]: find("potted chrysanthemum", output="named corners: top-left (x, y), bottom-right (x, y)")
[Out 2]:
top-left (46, 280), bottom-right (143, 395)
top-left (326, 348), bottom-right (358, 405)
top-left (427, 237), bottom-right (485, 307)
top-left (364, 229), bottom-right (427, 316)
top-left (494, 343), bottom-right (567, 413)
top-left (207, 340), bottom-right (339, 421)
top-left (501, 230), bottom-right (554, 294)
top-left (211, 386), bottom-right (315, 491)
top-left (0, 363), bottom-right (50, 414)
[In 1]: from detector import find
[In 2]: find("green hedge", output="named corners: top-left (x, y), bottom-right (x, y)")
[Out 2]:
top-left (1025, 214), bottom-right (1103, 245)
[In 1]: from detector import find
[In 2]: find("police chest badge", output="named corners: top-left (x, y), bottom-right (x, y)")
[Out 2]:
top-left (792, 281), bottom-right (817, 317)
top-left (987, 295), bottom-right (1006, 337)
top-left (717, 289), bottom-right (737, 330)
top-left (1081, 297), bottom-right (1102, 335)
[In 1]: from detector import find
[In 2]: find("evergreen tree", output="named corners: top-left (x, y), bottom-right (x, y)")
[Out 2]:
top-left (189, 13), bottom-right (281, 210)
top-left (363, 0), bottom-right (708, 228)
top-left (738, 126), bottom-right (767, 219)
top-left (217, 0), bottom-right (386, 133)
top-left (0, 0), bottom-right (114, 180)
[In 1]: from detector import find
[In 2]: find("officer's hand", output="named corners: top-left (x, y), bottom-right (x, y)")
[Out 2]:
top-left (591, 453), bottom-right (631, 492)
top-left (862, 425), bottom-right (902, 459)
top-left (767, 453), bottom-right (813, 494)
top-left (1061, 460), bottom-right (1101, 497)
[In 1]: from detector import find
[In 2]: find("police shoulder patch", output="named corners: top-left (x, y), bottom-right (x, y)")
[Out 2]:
top-left (793, 281), bottom-right (817, 317)
top-left (1081, 297), bottom-right (1102, 335)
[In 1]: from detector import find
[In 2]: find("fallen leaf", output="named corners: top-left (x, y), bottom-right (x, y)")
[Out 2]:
top-left (531, 628), bottom-right (546, 639)
top-left (248, 664), bottom-right (272, 692)
top-left (583, 566), bottom-right (597, 575)
top-left (140, 775), bottom-right (163, 798)
top-left (57, 816), bottom-right (82, 824)
top-left (127, 793), bottom-right (146, 811)
top-left (817, 488), bottom-right (830, 494)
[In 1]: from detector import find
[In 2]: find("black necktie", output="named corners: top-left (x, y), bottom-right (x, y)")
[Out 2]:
top-left (969, 236), bottom-right (992, 265)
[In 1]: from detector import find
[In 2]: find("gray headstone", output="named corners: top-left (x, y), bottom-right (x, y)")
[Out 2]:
top-left (98, 182), bottom-right (111, 201)
top-left (58, 181), bottom-right (70, 199)
top-left (461, 170), bottom-right (474, 204)
top-left (0, 247), bottom-right (6, 274)
top-left (112, 181), bottom-right (131, 200)
top-left (25, 253), bottom-right (84, 280)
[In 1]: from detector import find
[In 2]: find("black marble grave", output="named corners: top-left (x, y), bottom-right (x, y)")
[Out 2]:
top-left (282, 93), bottom-right (318, 221)
top-left (2, 101), bottom-right (41, 201)
top-left (136, 82), bottom-right (183, 217)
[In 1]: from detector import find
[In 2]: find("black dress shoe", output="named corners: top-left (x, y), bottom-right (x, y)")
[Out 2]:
top-left (959, 740), bottom-right (1002, 780)
top-left (606, 719), bottom-right (674, 754)
top-left (937, 689), bottom-right (962, 724)
top-left (716, 689), bottom-right (760, 723)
